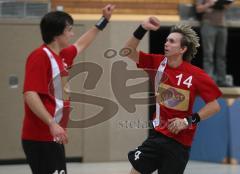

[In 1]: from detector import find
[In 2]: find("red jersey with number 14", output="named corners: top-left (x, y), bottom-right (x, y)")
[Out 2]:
top-left (137, 51), bottom-right (222, 146)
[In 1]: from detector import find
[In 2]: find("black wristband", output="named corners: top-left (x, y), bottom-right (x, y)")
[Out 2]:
top-left (95, 16), bottom-right (108, 30)
top-left (186, 113), bottom-right (201, 125)
top-left (133, 25), bottom-right (147, 40)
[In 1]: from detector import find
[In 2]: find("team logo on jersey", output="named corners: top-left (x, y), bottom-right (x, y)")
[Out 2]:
top-left (156, 83), bottom-right (189, 111)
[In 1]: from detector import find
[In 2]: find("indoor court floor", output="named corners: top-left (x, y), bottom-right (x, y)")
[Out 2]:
top-left (0, 161), bottom-right (240, 174)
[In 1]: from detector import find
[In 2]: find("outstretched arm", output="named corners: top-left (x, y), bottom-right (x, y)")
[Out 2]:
top-left (73, 4), bottom-right (115, 56)
top-left (124, 16), bottom-right (160, 63)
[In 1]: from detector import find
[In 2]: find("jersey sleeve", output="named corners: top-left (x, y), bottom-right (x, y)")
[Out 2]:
top-left (60, 45), bottom-right (78, 67)
top-left (195, 70), bottom-right (222, 103)
top-left (23, 52), bottom-right (50, 94)
top-left (137, 51), bottom-right (165, 82)
top-left (137, 51), bottom-right (154, 69)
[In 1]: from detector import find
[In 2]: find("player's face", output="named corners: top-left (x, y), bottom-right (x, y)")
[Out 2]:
top-left (164, 32), bottom-right (185, 59)
top-left (56, 24), bottom-right (74, 49)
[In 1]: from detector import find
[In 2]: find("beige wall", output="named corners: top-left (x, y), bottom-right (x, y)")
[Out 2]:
top-left (77, 21), bottom-right (149, 162)
top-left (0, 19), bottom-right (148, 162)
top-left (0, 20), bottom-right (41, 159)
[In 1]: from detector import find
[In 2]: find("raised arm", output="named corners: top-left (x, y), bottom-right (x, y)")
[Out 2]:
top-left (73, 4), bottom-right (115, 56)
top-left (124, 17), bottom-right (160, 63)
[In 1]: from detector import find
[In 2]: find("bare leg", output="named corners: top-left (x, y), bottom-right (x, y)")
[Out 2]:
top-left (129, 167), bottom-right (141, 174)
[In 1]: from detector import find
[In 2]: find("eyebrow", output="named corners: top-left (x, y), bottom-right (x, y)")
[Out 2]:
top-left (166, 37), bottom-right (175, 42)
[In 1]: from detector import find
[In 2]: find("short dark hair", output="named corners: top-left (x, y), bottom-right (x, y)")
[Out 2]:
top-left (170, 24), bottom-right (200, 62)
top-left (40, 11), bottom-right (73, 44)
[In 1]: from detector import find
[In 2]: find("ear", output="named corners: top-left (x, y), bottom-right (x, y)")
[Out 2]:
top-left (53, 35), bottom-right (59, 42)
top-left (180, 46), bottom-right (187, 54)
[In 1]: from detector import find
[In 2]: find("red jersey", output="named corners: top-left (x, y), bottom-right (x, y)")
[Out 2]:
top-left (138, 51), bottom-right (222, 146)
top-left (22, 44), bottom-right (77, 141)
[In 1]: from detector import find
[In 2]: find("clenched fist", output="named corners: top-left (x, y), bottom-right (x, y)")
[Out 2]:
top-left (141, 17), bottom-right (160, 31)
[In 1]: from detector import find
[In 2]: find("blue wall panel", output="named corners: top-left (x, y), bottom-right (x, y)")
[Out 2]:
top-left (190, 97), bottom-right (229, 163)
top-left (229, 98), bottom-right (240, 163)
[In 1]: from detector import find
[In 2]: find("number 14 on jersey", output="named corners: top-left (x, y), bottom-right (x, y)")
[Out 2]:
top-left (176, 74), bottom-right (192, 88)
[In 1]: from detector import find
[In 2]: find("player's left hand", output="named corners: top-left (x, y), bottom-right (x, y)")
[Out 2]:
top-left (102, 4), bottom-right (115, 21)
top-left (167, 118), bottom-right (188, 134)
top-left (142, 16), bottom-right (160, 31)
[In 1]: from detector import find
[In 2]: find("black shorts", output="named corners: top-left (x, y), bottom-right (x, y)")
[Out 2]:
top-left (128, 130), bottom-right (190, 174)
top-left (22, 140), bottom-right (67, 174)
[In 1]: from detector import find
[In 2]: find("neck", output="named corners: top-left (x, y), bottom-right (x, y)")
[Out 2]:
top-left (167, 56), bottom-right (183, 68)
top-left (46, 42), bottom-right (61, 55)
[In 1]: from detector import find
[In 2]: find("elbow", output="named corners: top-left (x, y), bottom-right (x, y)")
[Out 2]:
top-left (214, 101), bottom-right (221, 113)
top-left (24, 92), bottom-right (31, 103)
top-left (24, 91), bottom-right (37, 102)
top-left (122, 45), bottom-right (134, 58)
top-left (123, 43), bottom-right (129, 49)
top-left (123, 44), bottom-right (133, 54)
top-left (23, 92), bottom-right (29, 101)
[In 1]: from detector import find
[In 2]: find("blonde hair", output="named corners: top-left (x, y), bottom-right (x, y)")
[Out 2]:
top-left (170, 24), bottom-right (200, 62)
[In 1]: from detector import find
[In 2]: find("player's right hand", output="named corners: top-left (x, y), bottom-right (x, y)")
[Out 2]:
top-left (49, 122), bottom-right (68, 144)
top-left (167, 118), bottom-right (188, 134)
top-left (141, 17), bottom-right (160, 31)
